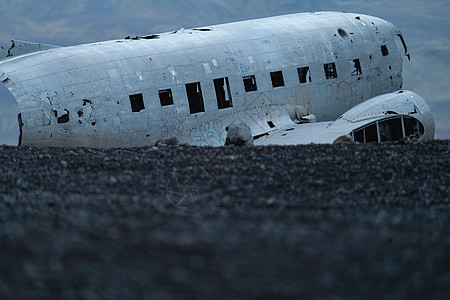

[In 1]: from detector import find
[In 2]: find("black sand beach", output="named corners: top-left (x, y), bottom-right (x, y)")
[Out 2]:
top-left (1, 141), bottom-right (449, 299)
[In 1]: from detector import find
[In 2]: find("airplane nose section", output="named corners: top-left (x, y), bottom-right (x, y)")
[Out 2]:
top-left (422, 107), bottom-right (435, 141)
top-left (406, 91), bottom-right (435, 141)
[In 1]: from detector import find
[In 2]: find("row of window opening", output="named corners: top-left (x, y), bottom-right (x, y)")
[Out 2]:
top-left (352, 116), bottom-right (424, 143)
top-left (129, 78), bottom-right (232, 114)
top-left (130, 58), bottom-right (366, 114)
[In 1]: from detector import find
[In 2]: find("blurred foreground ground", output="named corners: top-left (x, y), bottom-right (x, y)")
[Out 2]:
top-left (0, 141), bottom-right (449, 299)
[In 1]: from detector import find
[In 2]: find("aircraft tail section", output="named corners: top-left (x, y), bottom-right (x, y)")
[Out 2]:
top-left (0, 40), bottom-right (61, 61)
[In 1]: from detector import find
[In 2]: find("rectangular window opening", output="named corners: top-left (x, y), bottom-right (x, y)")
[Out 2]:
top-left (381, 45), bottom-right (389, 56)
top-left (364, 124), bottom-right (378, 143)
top-left (353, 129), bottom-right (364, 143)
top-left (350, 59), bottom-right (362, 76)
top-left (404, 116), bottom-right (423, 139)
top-left (379, 117), bottom-right (403, 142)
top-left (297, 67), bottom-right (311, 83)
top-left (129, 93), bottom-right (145, 112)
top-left (185, 82), bottom-right (205, 114)
top-left (270, 71), bottom-right (285, 88)
top-left (324, 63), bottom-right (338, 79)
top-left (159, 89), bottom-right (174, 106)
top-left (214, 77), bottom-right (233, 109)
top-left (243, 75), bottom-right (257, 92)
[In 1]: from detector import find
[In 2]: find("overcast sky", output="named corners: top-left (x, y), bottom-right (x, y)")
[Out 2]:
top-left (1, 0), bottom-right (449, 144)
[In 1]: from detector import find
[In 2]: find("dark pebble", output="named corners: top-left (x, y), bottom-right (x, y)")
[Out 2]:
top-left (0, 141), bottom-right (449, 299)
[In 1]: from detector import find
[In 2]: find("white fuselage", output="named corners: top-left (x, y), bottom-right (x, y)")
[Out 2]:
top-left (0, 12), bottom-right (410, 147)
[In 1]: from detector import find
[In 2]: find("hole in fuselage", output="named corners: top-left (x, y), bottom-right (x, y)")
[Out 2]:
top-left (337, 28), bottom-right (349, 40)
top-left (0, 82), bottom-right (20, 146)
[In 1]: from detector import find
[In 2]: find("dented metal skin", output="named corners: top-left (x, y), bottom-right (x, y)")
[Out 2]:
top-left (0, 12), bottom-right (434, 147)
top-left (254, 90), bottom-right (435, 145)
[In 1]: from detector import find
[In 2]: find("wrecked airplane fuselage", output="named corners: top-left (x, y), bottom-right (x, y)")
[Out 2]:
top-left (254, 90), bottom-right (434, 145)
top-left (0, 12), bottom-right (434, 147)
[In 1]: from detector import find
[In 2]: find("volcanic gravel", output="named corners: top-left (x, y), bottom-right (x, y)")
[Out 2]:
top-left (0, 141), bottom-right (449, 299)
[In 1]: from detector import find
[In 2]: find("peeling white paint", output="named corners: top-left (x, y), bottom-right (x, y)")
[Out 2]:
top-left (203, 63), bottom-right (212, 74)
top-left (0, 12), bottom-right (434, 147)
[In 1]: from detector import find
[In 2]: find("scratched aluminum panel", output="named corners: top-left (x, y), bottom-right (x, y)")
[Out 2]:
top-left (120, 57), bottom-right (152, 78)
top-left (0, 12), bottom-right (406, 147)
